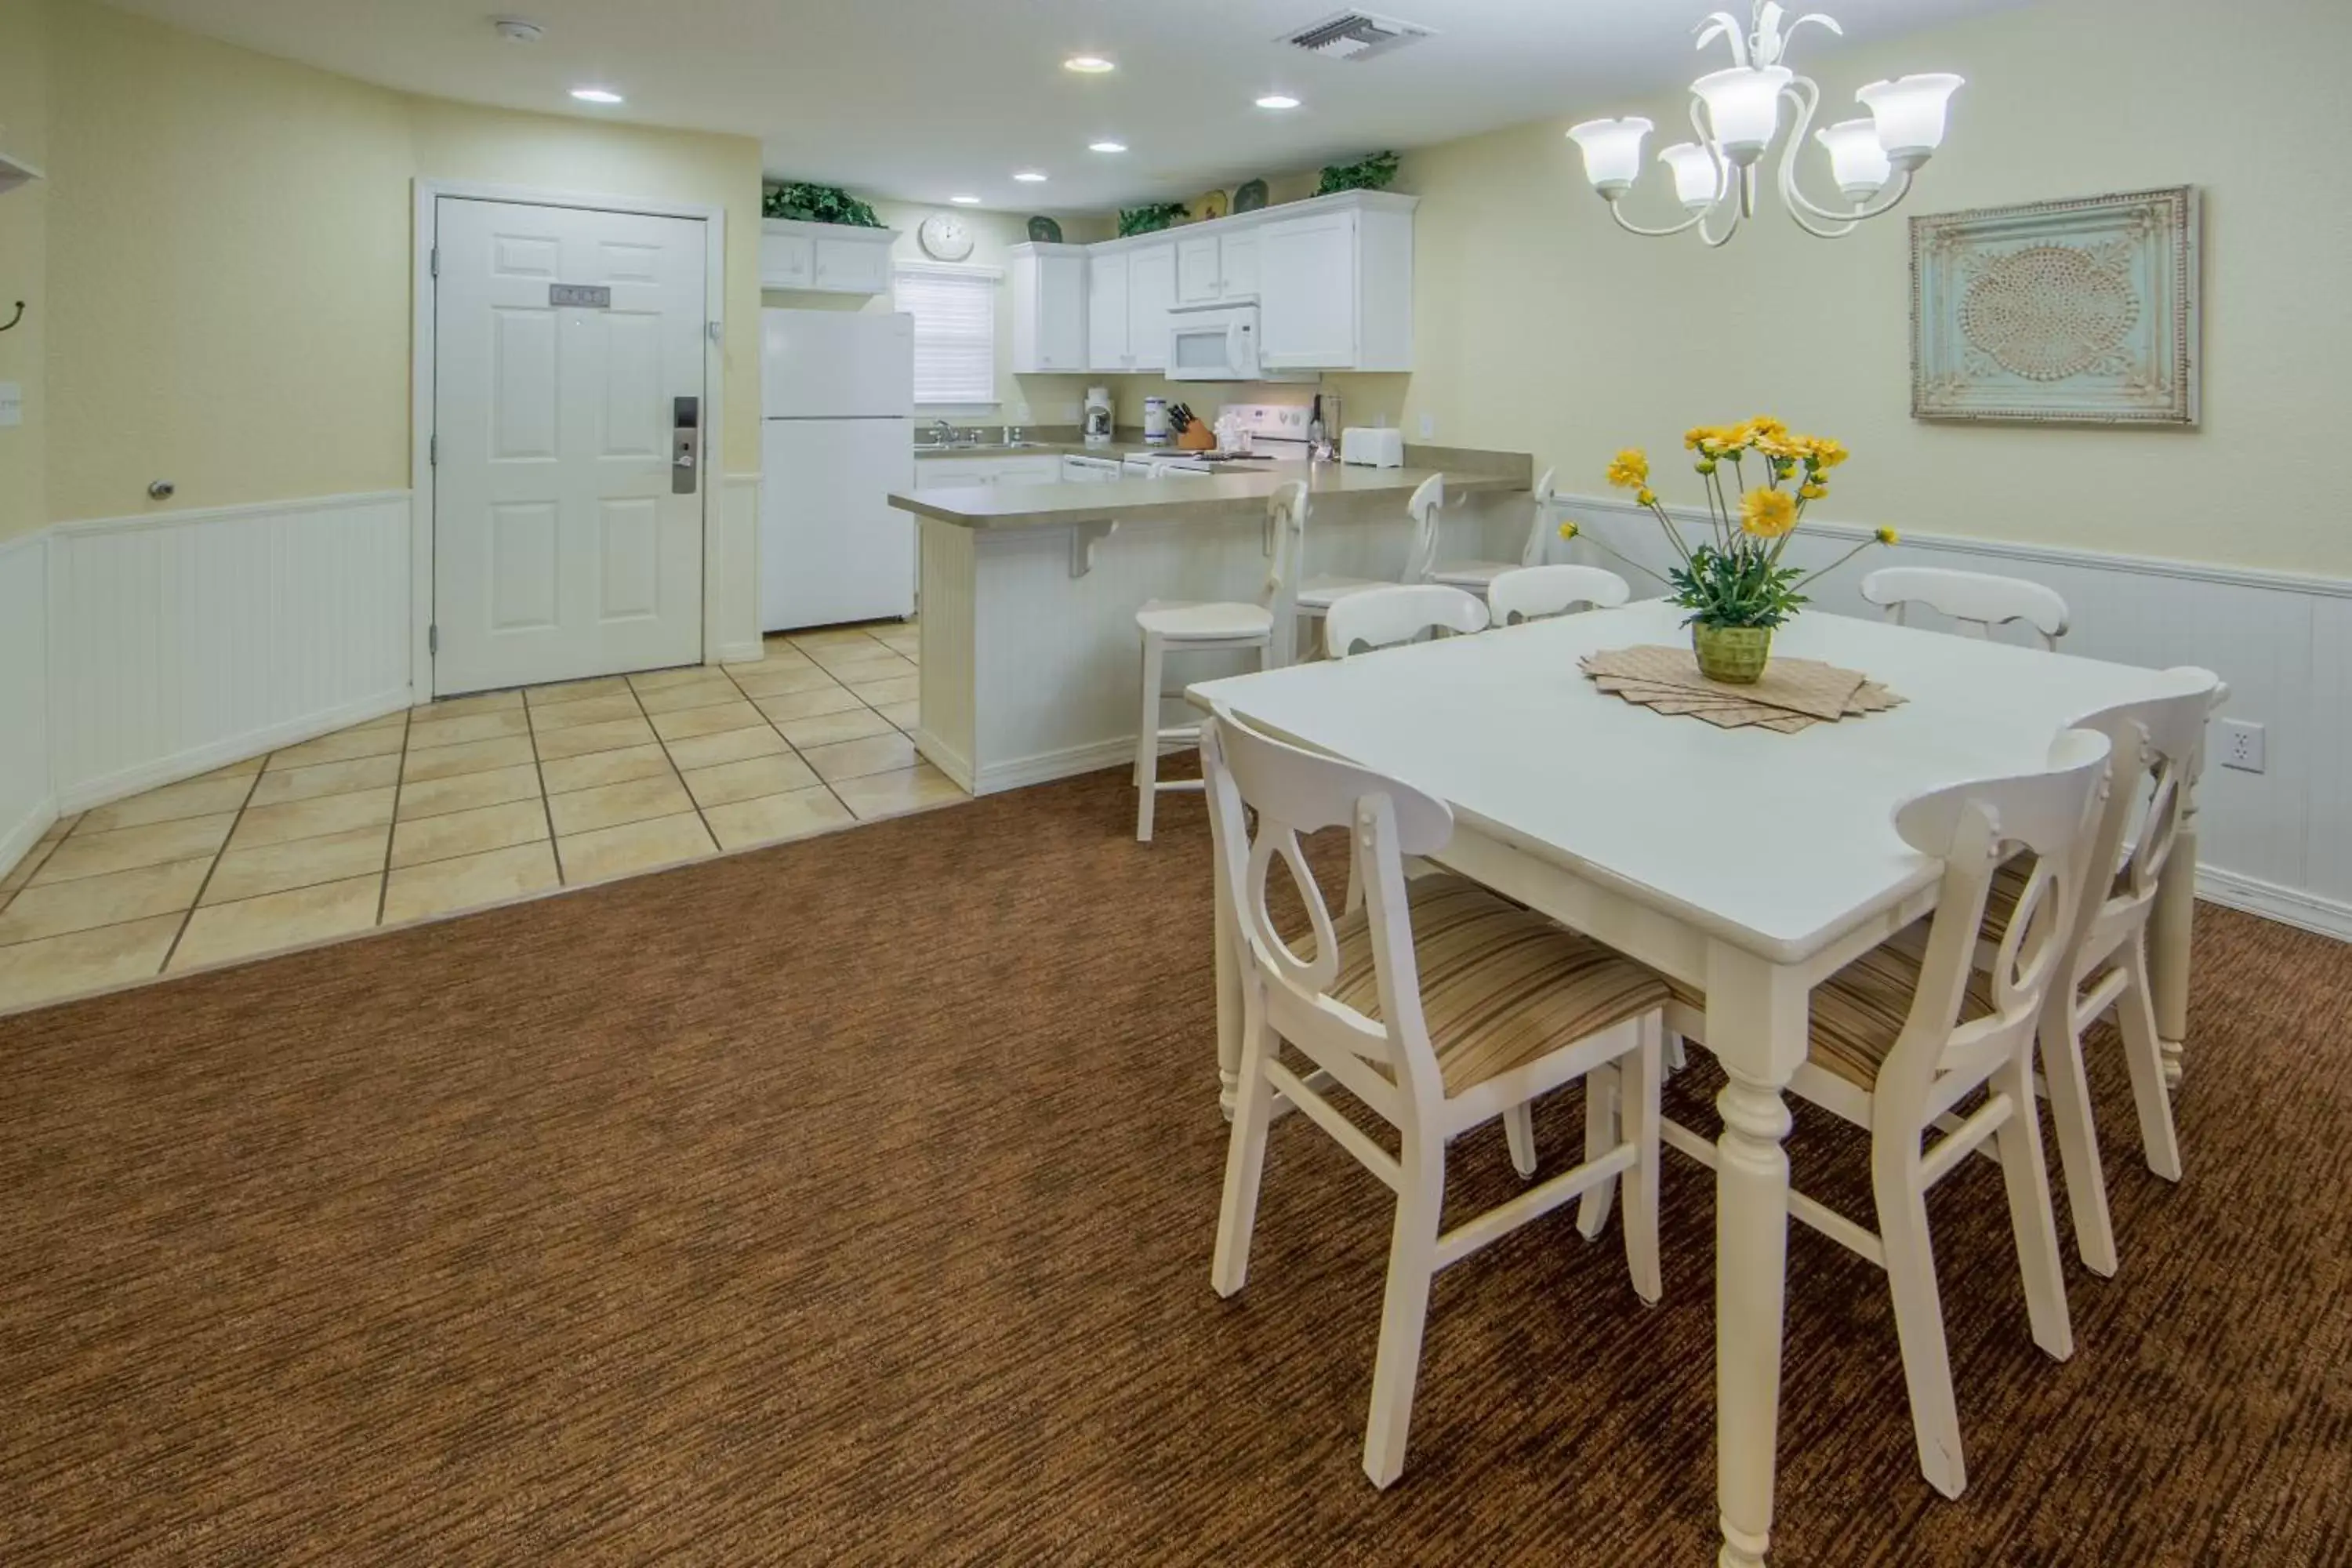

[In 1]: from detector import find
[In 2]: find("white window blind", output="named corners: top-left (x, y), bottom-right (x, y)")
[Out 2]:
top-left (895, 263), bottom-right (999, 405)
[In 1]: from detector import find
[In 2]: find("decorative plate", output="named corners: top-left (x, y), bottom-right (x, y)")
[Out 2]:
top-left (1196, 189), bottom-right (1230, 221)
top-left (1232, 178), bottom-right (1270, 213)
top-left (1026, 215), bottom-right (1064, 244)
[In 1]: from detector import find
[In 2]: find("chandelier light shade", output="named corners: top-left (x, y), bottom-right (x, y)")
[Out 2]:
top-left (1563, 0), bottom-right (1962, 246)
top-left (1813, 118), bottom-right (1890, 201)
top-left (1855, 73), bottom-right (1965, 162)
top-left (1566, 117), bottom-right (1654, 196)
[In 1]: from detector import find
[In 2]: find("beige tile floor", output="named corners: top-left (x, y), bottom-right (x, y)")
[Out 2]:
top-left (0, 621), bottom-right (967, 1016)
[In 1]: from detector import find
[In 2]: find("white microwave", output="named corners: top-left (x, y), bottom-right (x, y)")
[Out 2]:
top-left (1167, 303), bottom-right (1261, 382)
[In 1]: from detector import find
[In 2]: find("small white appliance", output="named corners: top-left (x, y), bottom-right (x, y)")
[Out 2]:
top-left (1341, 426), bottom-right (1406, 467)
top-left (1167, 303), bottom-right (1261, 383)
top-left (758, 310), bottom-right (916, 631)
top-left (1083, 385), bottom-right (1114, 447)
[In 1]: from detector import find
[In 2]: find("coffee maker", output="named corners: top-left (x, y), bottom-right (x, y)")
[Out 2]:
top-left (1083, 386), bottom-right (1114, 448)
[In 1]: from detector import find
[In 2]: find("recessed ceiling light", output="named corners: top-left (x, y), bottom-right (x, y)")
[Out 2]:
top-left (1013, 170), bottom-right (1048, 183)
top-left (1256, 93), bottom-right (1302, 110)
top-left (1064, 56), bottom-right (1116, 74)
top-left (1088, 140), bottom-right (1128, 154)
top-left (949, 194), bottom-right (982, 205)
top-left (570, 86), bottom-right (624, 103)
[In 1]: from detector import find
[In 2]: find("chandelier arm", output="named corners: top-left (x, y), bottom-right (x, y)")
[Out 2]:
top-left (1775, 79), bottom-right (1921, 231)
top-left (1602, 198), bottom-right (1713, 240)
top-left (1699, 192), bottom-right (1744, 248)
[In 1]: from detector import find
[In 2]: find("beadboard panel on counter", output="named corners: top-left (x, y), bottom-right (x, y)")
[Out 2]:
top-left (1562, 493), bottom-right (2352, 940)
top-left (0, 532), bottom-right (55, 877)
top-left (46, 492), bottom-right (413, 811)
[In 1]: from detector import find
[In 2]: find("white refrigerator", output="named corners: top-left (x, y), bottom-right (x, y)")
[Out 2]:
top-left (759, 310), bottom-right (916, 631)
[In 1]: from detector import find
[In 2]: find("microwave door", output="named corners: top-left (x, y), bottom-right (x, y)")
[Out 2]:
top-left (1171, 324), bottom-right (1223, 380)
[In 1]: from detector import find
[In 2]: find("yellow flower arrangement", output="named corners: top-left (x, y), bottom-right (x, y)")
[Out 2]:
top-left (1577, 416), bottom-right (1894, 644)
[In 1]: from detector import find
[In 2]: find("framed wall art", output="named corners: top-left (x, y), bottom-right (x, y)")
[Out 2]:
top-left (1910, 185), bottom-right (2201, 425)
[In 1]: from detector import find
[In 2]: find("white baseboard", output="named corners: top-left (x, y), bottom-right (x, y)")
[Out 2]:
top-left (913, 728), bottom-right (978, 793)
top-left (972, 736), bottom-right (1136, 797)
top-left (714, 639), bottom-right (765, 665)
top-left (2196, 869), bottom-right (2352, 943)
top-left (0, 796), bottom-right (58, 886)
top-left (56, 688), bottom-right (413, 814)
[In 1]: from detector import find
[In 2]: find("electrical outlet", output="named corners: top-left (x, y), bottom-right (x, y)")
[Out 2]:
top-left (1418, 412), bottom-right (1436, 439)
top-left (2218, 718), bottom-right (2266, 774)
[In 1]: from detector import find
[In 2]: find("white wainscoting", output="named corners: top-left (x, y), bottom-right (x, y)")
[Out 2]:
top-left (1560, 492), bottom-right (2352, 940)
top-left (0, 531), bottom-right (55, 875)
top-left (714, 473), bottom-right (764, 664)
top-left (45, 492), bottom-right (414, 812)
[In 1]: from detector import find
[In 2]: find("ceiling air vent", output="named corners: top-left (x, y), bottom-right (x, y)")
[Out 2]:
top-left (1281, 11), bottom-right (1436, 64)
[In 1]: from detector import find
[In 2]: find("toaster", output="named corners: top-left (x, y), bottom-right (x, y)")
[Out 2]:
top-left (1341, 426), bottom-right (1406, 468)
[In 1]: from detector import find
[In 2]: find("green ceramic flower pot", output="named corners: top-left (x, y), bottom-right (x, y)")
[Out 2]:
top-left (1693, 622), bottom-right (1773, 685)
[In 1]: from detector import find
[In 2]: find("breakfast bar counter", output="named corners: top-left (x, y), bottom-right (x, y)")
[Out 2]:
top-left (890, 459), bottom-right (1532, 796)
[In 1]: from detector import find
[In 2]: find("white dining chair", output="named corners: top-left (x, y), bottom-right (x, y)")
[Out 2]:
top-left (1432, 466), bottom-right (1559, 594)
top-left (1862, 566), bottom-right (2071, 649)
top-left (1980, 670), bottom-right (2220, 1278)
top-left (1323, 583), bottom-right (1490, 659)
top-left (1131, 481), bottom-right (1307, 843)
top-left (1202, 706), bottom-right (1669, 1489)
top-left (1486, 564), bottom-right (1632, 626)
top-left (1296, 474), bottom-right (1446, 655)
top-left (1634, 728), bottom-right (2113, 1499)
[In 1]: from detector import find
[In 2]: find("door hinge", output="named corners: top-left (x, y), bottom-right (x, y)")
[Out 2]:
top-left (428, 624), bottom-right (438, 655)
top-left (429, 434), bottom-right (437, 466)
top-left (430, 245), bottom-right (439, 279)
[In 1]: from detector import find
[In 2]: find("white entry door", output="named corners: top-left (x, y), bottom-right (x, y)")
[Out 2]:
top-left (433, 197), bottom-right (708, 695)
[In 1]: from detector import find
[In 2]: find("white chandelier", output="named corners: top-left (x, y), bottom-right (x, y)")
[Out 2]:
top-left (1566, 2), bottom-right (1962, 245)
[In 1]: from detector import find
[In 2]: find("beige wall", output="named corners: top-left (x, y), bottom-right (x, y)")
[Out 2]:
top-left (1382, 0), bottom-right (2352, 575)
top-left (34, 0), bottom-right (765, 525)
top-left (0, 0), bottom-right (53, 542)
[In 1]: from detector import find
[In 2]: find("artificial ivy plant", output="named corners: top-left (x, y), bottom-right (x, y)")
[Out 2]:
top-left (1117, 201), bottom-right (1191, 238)
top-left (1317, 151), bottom-right (1402, 195)
top-left (763, 183), bottom-right (884, 227)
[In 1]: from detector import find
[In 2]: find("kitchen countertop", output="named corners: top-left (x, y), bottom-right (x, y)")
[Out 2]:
top-left (913, 440), bottom-right (1180, 463)
top-left (888, 461), bottom-right (1526, 532)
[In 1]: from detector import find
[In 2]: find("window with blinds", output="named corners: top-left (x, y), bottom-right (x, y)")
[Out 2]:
top-left (895, 263), bottom-right (999, 406)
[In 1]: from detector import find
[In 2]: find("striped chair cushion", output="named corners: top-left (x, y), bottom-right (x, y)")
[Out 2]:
top-left (1668, 929), bottom-right (1996, 1091)
top-left (1323, 874), bottom-right (1668, 1098)
top-left (1979, 853), bottom-right (2129, 945)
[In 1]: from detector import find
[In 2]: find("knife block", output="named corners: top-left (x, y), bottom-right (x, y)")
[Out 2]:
top-left (1176, 423), bottom-right (1217, 451)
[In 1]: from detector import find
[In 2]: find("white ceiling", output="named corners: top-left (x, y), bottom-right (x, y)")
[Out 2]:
top-left (106, 0), bottom-right (2022, 212)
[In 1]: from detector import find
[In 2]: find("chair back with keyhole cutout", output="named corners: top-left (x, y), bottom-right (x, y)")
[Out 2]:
top-left (1517, 468), bottom-right (1559, 568)
top-left (1325, 584), bottom-right (1490, 659)
top-left (1399, 474), bottom-right (1446, 584)
top-left (1201, 708), bottom-right (1455, 1112)
top-left (1862, 566), bottom-right (2071, 649)
top-left (1486, 564), bottom-right (1632, 626)
top-left (2068, 670), bottom-right (2221, 935)
top-left (1871, 728), bottom-right (2112, 1112)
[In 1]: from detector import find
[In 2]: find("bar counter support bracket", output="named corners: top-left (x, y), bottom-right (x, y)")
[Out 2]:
top-left (1071, 517), bottom-right (1120, 579)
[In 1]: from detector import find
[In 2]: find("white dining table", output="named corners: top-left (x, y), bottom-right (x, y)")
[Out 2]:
top-left (1186, 600), bottom-right (2208, 1567)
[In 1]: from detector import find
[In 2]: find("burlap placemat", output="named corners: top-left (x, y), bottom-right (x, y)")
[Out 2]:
top-left (1580, 644), bottom-right (1904, 734)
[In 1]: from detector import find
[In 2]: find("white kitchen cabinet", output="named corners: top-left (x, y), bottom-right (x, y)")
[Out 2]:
top-left (1178, 231), bottom-right (1260, 304)
top-left (1218, 229), bottom-right (1259, 301)
top-left (1088, 252), bottom-right (1131, 371)
top-left (1127, 242), bottom-right (1176, 372)
top-left (1010, 242), bottom-right (1089, 374)
top-left (760, 218), bottom-right (898, 296)
top-left (915, 455), bottom-right (1062, 490)
top-left (1258, 198), bottom-right (1414, 372)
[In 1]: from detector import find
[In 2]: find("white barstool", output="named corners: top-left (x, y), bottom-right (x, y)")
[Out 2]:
top-left (1862, 566), bottom-right (2071, 649)
top-left (1295, 473), bottom-right (1446, 656)
top-left (1432, 466), bottom-right (1559, 597)
top-left (1132, 482), bottom-right (1307, 843)
top-left (1485, 564), bottom-right (1632, 626)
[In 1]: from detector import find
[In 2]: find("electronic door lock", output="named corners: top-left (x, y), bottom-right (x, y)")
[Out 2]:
top-left (672, 395), bottom-right (700, 495)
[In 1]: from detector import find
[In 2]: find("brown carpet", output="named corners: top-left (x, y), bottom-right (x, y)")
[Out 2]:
top-left (2, 769), bottom-right (2347, 1566)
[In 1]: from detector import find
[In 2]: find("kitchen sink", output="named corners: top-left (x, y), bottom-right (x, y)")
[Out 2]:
top-left (915, 440), bottom-right (1056, 454)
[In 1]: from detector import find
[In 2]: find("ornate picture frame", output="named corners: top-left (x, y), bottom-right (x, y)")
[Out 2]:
top-left (1910, 186), bottom-right (2201, 425)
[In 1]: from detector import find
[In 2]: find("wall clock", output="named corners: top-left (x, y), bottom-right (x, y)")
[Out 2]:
top-left (919, 212), bottom-right (975, 262)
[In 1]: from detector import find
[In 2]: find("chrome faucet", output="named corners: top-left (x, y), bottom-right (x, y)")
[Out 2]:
top-left (927, 419), bottom-right (956, 448)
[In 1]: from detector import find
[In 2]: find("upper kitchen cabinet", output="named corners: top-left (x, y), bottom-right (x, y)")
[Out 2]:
top-left (760, 218), bottom-right (898, 296)
top-left (1258, 194), bottom-right (1415, 372)
top-left (1087, 241), bottom-right (1177, 373)
top-left (1010, 242), bottom-right (1088, 374)
top-left (1176, 229), bottom-right (1259, 306)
